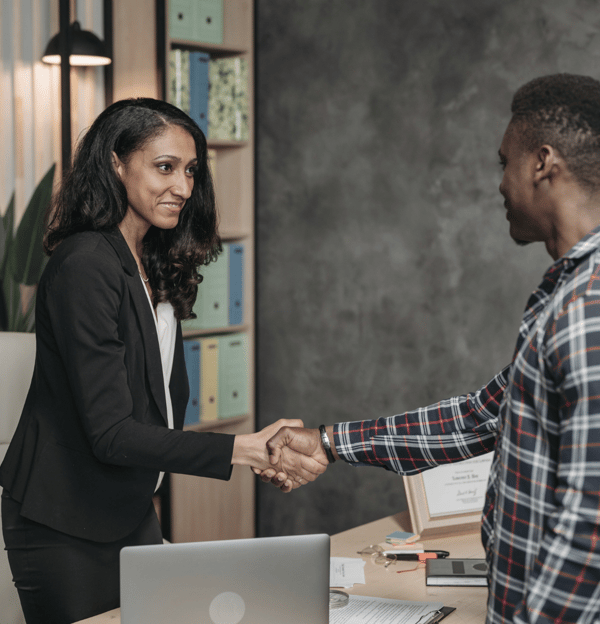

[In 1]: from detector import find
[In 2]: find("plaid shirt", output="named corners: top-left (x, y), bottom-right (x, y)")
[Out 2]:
top-left (333, 225), bottom-right (600, 623)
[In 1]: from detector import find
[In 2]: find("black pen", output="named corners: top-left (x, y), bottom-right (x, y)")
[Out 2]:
top-left (384, 550), bottom-right (449, 561)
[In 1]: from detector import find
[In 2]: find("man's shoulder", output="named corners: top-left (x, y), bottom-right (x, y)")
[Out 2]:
top-left (558, 248), bottom-right (600, 303)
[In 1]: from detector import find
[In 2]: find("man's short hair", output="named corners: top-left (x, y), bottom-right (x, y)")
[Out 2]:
top-left (511, 73), bottom-right (600, 192)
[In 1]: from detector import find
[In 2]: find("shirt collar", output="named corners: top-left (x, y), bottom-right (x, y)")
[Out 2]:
top-left (561, 223), bottom-right (600, 264)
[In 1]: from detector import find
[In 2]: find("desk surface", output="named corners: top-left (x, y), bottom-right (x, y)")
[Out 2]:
top-left (74, 511), bottom-right (487, 624)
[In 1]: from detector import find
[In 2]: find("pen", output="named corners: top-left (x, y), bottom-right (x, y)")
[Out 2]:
top-left (421, 609), bottom-right (446, 624)
top-left (384, 550), bottom-right (450, 561)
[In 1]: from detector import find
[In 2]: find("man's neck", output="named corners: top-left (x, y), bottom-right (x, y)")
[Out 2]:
top-left (544, 186), bottom-right (600, 260)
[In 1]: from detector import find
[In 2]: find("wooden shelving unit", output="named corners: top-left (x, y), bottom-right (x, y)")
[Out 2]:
top-left (156, 0), bottom-right (255, 543)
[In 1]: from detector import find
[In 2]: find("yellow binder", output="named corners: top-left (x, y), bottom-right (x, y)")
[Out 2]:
top-left (200, 337), bottom-right (219, 421)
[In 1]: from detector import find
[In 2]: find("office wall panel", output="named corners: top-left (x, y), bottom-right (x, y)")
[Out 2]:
top-left (256, 0), bottom-right (600, 536)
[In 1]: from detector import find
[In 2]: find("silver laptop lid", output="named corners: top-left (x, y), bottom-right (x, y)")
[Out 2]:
top-left (120, 533), bottom-right (330, 624)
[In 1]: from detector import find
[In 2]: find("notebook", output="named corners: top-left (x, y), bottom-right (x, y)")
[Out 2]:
top-left (120, 533), bottom-right (330, 624)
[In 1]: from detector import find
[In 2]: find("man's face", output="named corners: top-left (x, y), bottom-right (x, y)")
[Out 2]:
top-left (498, 123), bottom-right (549, 246)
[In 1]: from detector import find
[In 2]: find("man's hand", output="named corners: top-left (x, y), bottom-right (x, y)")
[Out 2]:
top-left (253, 427), bottom-right (329, 491)
top-left (240, 420), bottom-right (326, 492)
top-left (268, 426), bottom-right (328, 467)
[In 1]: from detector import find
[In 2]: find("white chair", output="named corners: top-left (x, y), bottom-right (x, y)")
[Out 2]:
top-left (0, 331), bottom-right (36, 624)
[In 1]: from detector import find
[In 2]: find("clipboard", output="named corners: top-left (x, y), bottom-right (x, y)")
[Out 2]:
top-left (422, 606), bottom-right (456, 623)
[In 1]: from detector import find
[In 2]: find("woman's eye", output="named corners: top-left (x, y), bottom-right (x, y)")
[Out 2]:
top-left (158, 163), bottom-right (172, 172)
top-left (186, 166), bottom-right (198, 176)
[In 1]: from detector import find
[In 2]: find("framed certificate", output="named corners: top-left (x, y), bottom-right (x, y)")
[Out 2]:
top-left (402, 453), bottom-right (493, 537)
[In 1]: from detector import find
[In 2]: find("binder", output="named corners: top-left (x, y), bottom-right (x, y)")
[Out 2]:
top-left (182, 339), bottom-right (201, 426)
top-left (194, 0), bottom-right (223, 44)
top-left (168, 0), bottom-right (195, 40)
top-left (200, 337), bottom-right (219, 421)
top-left (189, 51), bottom-right (210, 135)
top-left (168, 49), bottom-right (190, 114)
top-left (208, 57), bottom-right (249, 141)
top-left (183, 245), bottom-right (229, 330)
top-left (218, 333), bottom-right (249, 419)
top-left (169, 0), bottom-right (223, 45)
top-left (228, 243), bottom-right (244, 326)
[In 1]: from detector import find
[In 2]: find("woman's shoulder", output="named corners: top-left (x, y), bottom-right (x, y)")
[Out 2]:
top-left (52, 230), bottom-right (114, 256)
top-left (42, 230), bottom-right (124, 288)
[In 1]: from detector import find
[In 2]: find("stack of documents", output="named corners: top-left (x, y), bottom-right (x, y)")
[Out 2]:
top-left (330, 558), bottom-right (366, 588)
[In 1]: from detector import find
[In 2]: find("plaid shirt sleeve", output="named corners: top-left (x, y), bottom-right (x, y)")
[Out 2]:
top-left (332, 365), bottom-right (508, 475)
top-left (510, 292), bottom-right (600, 624)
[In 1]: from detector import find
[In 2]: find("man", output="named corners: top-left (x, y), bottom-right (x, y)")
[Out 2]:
top-left (263, 74), bottom-right (600, 623)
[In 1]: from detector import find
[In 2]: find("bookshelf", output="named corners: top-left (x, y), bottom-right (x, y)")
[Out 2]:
top-left (156, 0), bottom-right (255, 543)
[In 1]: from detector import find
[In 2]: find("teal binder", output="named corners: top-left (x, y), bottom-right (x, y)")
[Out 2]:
top-left (169, 0), bottom-right (223, 45)
top-left (182, 339), bottom-right (201, 426)
top-left (194, 0), bottom-right (223, 44)
top-left (169, 0), bottom-right (195, 41)
top-left (189, 51), bottom-right (210, 135)
top-left (218, 333), bottom-right (249, 419)
top-left (228, 243), bottom-right (244, 326)
top-left (183, 245), bottom-right (229, 330)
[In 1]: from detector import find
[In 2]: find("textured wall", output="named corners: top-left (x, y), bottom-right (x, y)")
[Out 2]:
top-left (255, 0), bottom-right (600, 537)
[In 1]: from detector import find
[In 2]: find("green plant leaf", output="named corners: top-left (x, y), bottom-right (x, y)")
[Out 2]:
top-left (0, 192), bottom-right (15, 279)
top-left (9, 163), bottom-right (56, 286)
top-left (0, 193), bottom-right (15, 330)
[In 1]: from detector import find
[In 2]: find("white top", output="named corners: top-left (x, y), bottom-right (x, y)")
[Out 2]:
top-left (139, 276), bottom-right (177, 490)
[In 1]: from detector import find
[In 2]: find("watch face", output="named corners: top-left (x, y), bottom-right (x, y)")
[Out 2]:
top-left (329, 590), bottom-right (349, 609)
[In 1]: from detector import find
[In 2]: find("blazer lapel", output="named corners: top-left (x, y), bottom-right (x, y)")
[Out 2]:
top-left (101, 229), bottom-right (169, 425)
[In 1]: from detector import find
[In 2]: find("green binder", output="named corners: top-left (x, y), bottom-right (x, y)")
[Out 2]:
top-left (218, 333), bottom-right (249, 419)
top-left (208, 57), bottom-right (249, 141)
top-left (169, 0), bottom-right (223, 45)
top-left (183, 245), bottom-right (229, 330)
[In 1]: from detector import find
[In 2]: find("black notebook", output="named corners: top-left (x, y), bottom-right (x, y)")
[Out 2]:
top-left (425, 558), bottom-right (488, 586)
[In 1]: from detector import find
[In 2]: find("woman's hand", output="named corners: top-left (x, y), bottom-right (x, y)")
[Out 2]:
top-left (232, 419), bottom-right (326, 492)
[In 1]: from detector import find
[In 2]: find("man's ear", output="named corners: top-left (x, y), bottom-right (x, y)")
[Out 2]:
top-left (534, 145), bottom-right (561, 184)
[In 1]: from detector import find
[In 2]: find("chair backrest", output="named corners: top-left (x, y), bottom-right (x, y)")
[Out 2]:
top-left (0, 331), bottom-right (36, 624)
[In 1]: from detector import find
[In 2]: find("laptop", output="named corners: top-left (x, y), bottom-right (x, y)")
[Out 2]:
top-left (120, 533), bottom-right (330, 624)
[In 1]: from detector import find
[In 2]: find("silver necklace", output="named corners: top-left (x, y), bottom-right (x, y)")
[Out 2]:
top-left (138, 264), bottom-right (149, 283)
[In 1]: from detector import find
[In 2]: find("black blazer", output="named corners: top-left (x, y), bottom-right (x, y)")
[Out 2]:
top-left (0, 229), bottom-right (234, 542)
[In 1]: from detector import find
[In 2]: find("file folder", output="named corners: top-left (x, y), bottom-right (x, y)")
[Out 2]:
top-left (169, 0), bottom-right (223, 45)
top-left (200, 337), bottom-right (219, 421)
top-left (168, 49), bottom-right (190, 114)
top-left (169, 0), bottom-right (195, 40)
top-left (183, 245), bottom-right (229, 330)
top-left (189, 51), bottom-right (210, 135)
top-left (194, 0), bottom-right (223, 44)
top-left (218, 333), bottom-right (249, 419)
top-left (209, 57), bottom-right (249, 141)
top-left (228, 243), bottom-right (244, 326)
top-left (182, 339), bottom-right (201, 426)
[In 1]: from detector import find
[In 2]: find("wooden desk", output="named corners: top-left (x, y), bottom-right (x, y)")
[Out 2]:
top-left (74, 511), bottom-right (487, 624)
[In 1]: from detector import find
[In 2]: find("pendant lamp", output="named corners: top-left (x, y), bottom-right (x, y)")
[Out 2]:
top-left (42, 21), bottom-right (111, 66)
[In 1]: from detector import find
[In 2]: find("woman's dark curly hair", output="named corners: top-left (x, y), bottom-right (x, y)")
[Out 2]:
top-left (44, 97), bottom-right (220, 321)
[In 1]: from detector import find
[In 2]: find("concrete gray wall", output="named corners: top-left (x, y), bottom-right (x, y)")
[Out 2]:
top-left (255, 0), bottom-right (600, 537)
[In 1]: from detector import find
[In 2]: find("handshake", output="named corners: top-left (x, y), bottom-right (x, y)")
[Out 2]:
top-left (233, 419), bottom-right (336, 493)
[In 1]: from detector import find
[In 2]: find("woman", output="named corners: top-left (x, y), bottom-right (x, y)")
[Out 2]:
top-left (0, 98), bottom-right (321, 624)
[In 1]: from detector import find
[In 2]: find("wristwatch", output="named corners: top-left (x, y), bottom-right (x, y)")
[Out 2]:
top-left (319, 425), bottom-right (336, 463)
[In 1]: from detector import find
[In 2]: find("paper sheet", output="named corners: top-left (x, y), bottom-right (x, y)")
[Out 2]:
top-left (329, 595), bottom-right (444, 624)
top-left (330, 557), bottom-right (366, 588)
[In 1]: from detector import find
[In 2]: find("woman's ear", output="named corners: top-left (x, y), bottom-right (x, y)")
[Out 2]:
top-left (112, 151), bottom-right (123, 178)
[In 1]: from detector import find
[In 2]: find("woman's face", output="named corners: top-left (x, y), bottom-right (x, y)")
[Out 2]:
top-left (114, 124), bottom-right (197, 232)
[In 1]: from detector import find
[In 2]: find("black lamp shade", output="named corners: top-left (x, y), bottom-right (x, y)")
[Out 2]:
top-left (42, 21), bottom-right (111, 66)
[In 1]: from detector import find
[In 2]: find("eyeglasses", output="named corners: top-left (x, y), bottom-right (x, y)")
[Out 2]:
top-left (357, 544), bottom-right (402, 568)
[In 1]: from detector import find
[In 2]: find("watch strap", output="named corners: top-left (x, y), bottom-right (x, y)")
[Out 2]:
top-left (319, 424), bottom-right (336, 463)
